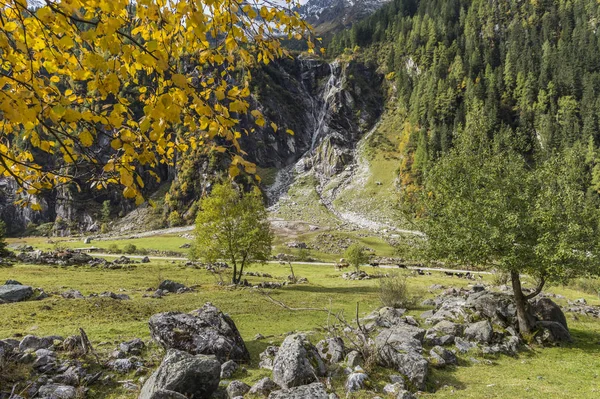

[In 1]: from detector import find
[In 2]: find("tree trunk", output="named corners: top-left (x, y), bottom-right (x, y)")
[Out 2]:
top-left (232, 258), bottom-right (238, 285)
top-left (511, 271), bottom-right (533, 335)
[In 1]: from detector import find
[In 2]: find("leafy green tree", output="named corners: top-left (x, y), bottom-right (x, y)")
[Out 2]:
top-left (0, 221), bottom-right (8, 257)
top-left (101, 200), bottom-right (112, 223)
top-left (345, 243), bottom-right (369, 273)
top-left (409, 131), bottom-right (600, 335)
top-left (194, 182), bottom-right (273, 284)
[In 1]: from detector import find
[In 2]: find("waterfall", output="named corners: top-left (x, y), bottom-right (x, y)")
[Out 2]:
top-left (311, 61), bottom-right (344, 150)
top-left (265, 58), bottom-right (344, 206)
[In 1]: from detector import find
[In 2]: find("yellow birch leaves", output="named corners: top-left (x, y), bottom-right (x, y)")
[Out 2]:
top-left (0, 0), bottom-right (315, 206)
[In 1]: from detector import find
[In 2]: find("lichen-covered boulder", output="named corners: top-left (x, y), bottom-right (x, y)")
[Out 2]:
top-left (316, 337), bottom-right (345, 364)
top-left (148, 303), bottom-right (250, 362)
top-left (268, 383), bottom-right (329, 399)
top-left (139, 349), bottom-right (220, 399)
top-left (272, 334), bottom-right (326, 389)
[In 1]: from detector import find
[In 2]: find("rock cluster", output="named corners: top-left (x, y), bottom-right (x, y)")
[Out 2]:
top-left (15, 250), bottom-right (138, 269)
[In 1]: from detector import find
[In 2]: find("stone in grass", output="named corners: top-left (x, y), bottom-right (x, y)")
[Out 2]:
top-left (220, 360), bottom-right (239, 379)
top-left (345, 371), bottom-right (369, 392)
top-left (38, 384), bottom-right (78, 399)
top-left (149, 303), bottom-right (250, 363)
top-left (259, 346), bottom-right (278, 370)
top-left (272, 333), bottom-right (326, 389)
top-left (316, 337), bottom-right (345, 364)
top-left (0, 284), bottom-right (33, 303)
top-left (139, 349), bottom-right (220, 399)
top-left (158, 280), bottom-right (187, 293)
top-left (226, 381), bottom-right (250, 398)
top-left (429, 346), bottom-right (457, 367)
top-left (248, 377), bottom-right (280, 397)
top-left (464, 320), bottom-right (493, 344)
top-left (268, 382), bottom-right (329, 399)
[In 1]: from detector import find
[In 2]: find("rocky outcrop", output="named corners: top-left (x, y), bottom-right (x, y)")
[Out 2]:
top-left (148, 303), bottom-right (250, 363)
top-left (272, 333), bottom-right (326, 389)
top-left (139, 349), bottom-right (221, 399)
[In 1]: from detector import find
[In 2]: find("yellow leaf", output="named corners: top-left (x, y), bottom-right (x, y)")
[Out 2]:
top-left (80, 130), bottom-right (94, 147)
top-left (3, 22), bottom-right (18, 32)
top-left (229, 164), bottom-right (240, 178)
top-left (286, 129), bottom-right (295, 136)
top-left (270, 122), bottom-right (278, 132)
top-left (172, 74), bottom-right (187, 88)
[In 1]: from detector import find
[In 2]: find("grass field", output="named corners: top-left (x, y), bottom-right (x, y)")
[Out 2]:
top-left (1, 260), bottom-right (600, 398)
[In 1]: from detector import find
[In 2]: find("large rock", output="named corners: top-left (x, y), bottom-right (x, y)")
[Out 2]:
top-left (428, 320), bottom-right (463, 337)
top-left (535, 321), bottom-right (572, 344)
top-left (268, 382), bottom-right (329, 399)
top-left (226, 381), bottom-right (250, 398)
top-left (530, 298), bottom-right (568, 331)
top-left (465, 291), bottom-right (516, 327)
top-left (158, 280), bottom-right (187, 293)
top-left (375, 326), bottom-right (428, 390)
top-left (316, 337), bottom-right (345, 363)
top-left (139, 349), bottom-right (221, 399)
top-left (38, 384), bottom-right (77, 399)
top-left (148, 303), bottom-right (250, 362)
top-left (0, 284), bottom-right (33, 303)
top-left (148, 391), bottom-right (187, 399)
top-left (464, 320), bottom-right (493, 343)
top-left (272, 334), bottom-right (326, 389)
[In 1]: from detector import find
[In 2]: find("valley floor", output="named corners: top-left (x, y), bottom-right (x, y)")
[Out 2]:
top-left (1, 259), bottom-right (599, 398)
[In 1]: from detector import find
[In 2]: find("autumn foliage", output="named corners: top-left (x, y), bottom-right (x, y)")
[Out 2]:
top-left (0, 0), bottom-right (316, 207)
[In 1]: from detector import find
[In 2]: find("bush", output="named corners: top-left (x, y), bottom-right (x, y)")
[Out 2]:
top-left (168, 210), bottom-right (183, 227)
top-left (379, 272), bottom-right (415, 309)
top-left (107, 244), bottom-right (121, 254)
top-left (100, 223), bottom-right (110, 234)
top-left (36, 222), bottom-right (54, 237)
top-left (136, 247), bottom-right (149, 255)
top-left (122, 244), bottom-right (137, 254)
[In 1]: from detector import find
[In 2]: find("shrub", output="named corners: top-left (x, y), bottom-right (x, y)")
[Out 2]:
top-left (122, 244), bottom-right (137, 254)
top-left (168, 210), bottom-right (183, 227)
top-left (107, 244), bottom-right (121, 254)
top-left (100, 223), bottom-right (109, 234)
top-left (136, 247), bottom-right (149, 255)
top-left (379, 272), bottom-right (415, 309)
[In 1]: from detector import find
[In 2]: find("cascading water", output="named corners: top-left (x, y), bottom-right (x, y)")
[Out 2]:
top-left (265, 59), bottom-right (343, 206)
top-left (311, 61), bottom-right (344, 150)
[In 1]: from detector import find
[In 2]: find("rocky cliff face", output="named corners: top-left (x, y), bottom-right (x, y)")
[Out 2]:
top-left (0, 57), bottom-right (383, 235)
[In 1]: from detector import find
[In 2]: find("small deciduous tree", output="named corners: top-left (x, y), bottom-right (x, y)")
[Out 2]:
top-left (194, 182), bottom-right (272, 284)
top-left (408, 127), bottom-right (600, 335)
top-left (345, 243), bottom-right (369, 273)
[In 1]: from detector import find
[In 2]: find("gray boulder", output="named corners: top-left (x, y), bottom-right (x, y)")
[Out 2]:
top-left (226, 381), bottom-right (250, 398)
top-left (259, 346), bottom-right (278, 370)
top-left (429, 346), bottom-right (457, 367)
top-left (272, 334), bottom-right (326, 389)
top-left (148, 303), bottom-right (250, 362)
top-left (316, 337), bottom-right (345, 363)
top-left (248, 377), bottom-right (280, 397)
top-left (464, 320), bottom-right (493, 343)
top-left (38, 384), bottom-right (77, 399)
top-left (396, 390), bottom-right (416, 399)
top-left (375, 327), bottom-right (428, 390)
top-left (0, 284), bottom-right (33, 303)
top-left (148, 391), bottom-right (187, 399)
top-left (465, 291), bottom-right (516, 327)
top-left (428, 320), bottom-right (463, 337)
top-left (158, 280), bottom-right (187, 293)
top-left (268, 383), bottom-right (329, 399)
top-left (19, 335), bottom-right (57, 352)
top-left (220, 360), bottom-right (239, 379)
top-left (531, 298), bottom-right (568, 330)
top-left (345, 372), bottom-right (368, 392)
top-left (455, 337), bottom-right (477, 353)
top-left (535, 321), bottom-right (572, 344)
top-left (139, 349), bottom-right (221, 399)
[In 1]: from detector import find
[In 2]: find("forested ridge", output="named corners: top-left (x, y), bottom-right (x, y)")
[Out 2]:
top-left (330, 0), bottom-right (600, 193)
